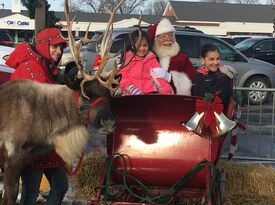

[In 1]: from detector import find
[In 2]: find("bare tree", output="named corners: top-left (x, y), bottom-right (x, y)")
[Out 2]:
top-left (204, 0), bottom-right (229, 2)
top-left (204, 0), bottom-right (260, 3)
top-left (268, 0), bottom-right (275, 4)
top-left (234, 0), bottom-right (259, 3)
top-left (144, 0), bottom-right (168, 15)
top-left (70, 0), bottom-right (147, 14)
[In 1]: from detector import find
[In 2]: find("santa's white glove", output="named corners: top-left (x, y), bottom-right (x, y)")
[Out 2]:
top-left (127, 84), bottom-right (143, 95)
top-left (150, 68), bottom-right (172, 82)
top-left (220, 65), bottom-right (237, 79)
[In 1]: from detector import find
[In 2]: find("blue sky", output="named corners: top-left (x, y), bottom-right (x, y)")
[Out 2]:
top-left (1, 0), bottom-right (64, 11)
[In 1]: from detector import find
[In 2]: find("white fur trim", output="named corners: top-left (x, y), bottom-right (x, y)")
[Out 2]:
top-left (170, 71), bottom-right (192, 95)
top-left (159, 57), bottom-right (171, 70)
top-left (155, 18), bottom-right (175, 37)
top-left (230, 144), bottom-right (238, 154)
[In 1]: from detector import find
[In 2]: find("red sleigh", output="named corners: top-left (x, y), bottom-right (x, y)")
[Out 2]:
top-left (88, 94), bottom-right (236, 205)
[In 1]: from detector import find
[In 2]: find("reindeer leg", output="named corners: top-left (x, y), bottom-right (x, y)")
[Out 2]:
top-left (1, 156), bottom-right (23, 205)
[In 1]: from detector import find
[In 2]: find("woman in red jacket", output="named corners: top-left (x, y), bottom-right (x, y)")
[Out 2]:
top-left (6, 28), bottom-right (68, 205)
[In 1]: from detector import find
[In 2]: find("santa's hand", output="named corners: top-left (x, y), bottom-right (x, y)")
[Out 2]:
top-left (127, 84), bottom-right (143, 95)
top-left (220, 65), bottom-right (237, 79)
top-left (151, 68), bottom-right (172, 82)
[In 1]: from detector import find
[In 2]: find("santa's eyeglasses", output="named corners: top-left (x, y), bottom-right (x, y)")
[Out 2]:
top-left (156, 32), bottom-right (174, 40)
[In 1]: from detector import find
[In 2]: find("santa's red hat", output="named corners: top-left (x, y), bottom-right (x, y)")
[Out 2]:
top-left (147, 18), bottom-right (175, 45)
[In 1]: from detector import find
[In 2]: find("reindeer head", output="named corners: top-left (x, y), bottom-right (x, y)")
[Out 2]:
top-left (63, 0), bottom-right (131, 133)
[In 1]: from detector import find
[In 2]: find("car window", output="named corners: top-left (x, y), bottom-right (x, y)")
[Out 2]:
top-left (232, 37), bottom-right (251, 45)
top-left (199, 36), bottom-right (236, 61)
top-left (175, 34), bottom-right (196, 58)
top-left (235, 38), bottom-right (262, 51)
top-left (86, 32), bottom-right (103, 52)
top-left (254, 40), bottom-right (272, 51)
top-left (110, 34), bottom-right (129, 53)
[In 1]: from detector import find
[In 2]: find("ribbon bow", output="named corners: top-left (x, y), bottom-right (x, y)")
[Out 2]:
top-left (195, 96), bottom-right (224, 133)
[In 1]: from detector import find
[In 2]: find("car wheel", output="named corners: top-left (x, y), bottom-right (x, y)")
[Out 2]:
top-left (243, 77), bottom-right (270, 105)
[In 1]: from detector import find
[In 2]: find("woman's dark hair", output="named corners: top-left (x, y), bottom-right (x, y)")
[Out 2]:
top-left (200, 44), bottom-right (220, 58)
top-left (126, 30), bottom-right (151, 52)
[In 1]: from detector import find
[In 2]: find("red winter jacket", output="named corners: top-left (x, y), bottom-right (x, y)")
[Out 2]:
top-left (6, 28), bottom-right (66, 170)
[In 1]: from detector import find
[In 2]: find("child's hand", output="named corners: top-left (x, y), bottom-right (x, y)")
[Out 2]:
top-left (126, 84), bottom-right (143, 95)
top-left (151, 68), bottom-right (171, 82)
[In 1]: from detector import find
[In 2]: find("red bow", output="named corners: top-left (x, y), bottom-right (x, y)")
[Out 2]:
top-left (195, 96), bottom-right (224, 133)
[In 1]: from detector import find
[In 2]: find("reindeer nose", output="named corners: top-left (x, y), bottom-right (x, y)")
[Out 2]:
top-left (97, 118), bottom-right (116, 134)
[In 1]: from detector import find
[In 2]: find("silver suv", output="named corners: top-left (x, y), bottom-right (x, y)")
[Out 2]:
top-left (59, 27), bottom-right (275, 104)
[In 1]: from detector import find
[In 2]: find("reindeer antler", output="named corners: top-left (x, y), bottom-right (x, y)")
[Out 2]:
top-left (64, 0), bottom-right (94, 82)
top-left (100, 12), bottom-right (144, 95)
top-left (64, 0), bottom-right (127, 98)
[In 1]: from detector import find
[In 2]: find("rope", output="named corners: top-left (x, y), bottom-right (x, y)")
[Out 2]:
top-left (100, 152), bottom-right (223, 205)
top-left (65, 154), bottom-right (84, 176)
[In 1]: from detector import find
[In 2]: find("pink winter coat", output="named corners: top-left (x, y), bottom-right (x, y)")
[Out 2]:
top-left (119, 51), bottom-right (173, 94)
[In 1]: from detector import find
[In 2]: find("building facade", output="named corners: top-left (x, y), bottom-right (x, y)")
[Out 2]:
top-left (1, 1), bottom-right (275, 44)
top-left (164, 1), bottom-right (275, 36)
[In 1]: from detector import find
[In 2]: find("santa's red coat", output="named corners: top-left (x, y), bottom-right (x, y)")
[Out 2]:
top-left (168, 52), bottom-right (196, 83)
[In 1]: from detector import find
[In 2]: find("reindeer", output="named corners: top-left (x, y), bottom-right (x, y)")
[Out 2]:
top-left (0, 0), bottom-right (139, 204)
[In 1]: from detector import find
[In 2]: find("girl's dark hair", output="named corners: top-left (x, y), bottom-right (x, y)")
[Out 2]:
top-left (126, 30), bottom-right (151, 52)
top-left (201, 44), bottom-right (220, 58)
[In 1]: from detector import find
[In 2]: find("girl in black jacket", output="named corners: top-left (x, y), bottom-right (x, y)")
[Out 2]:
top-left (192, 44), bottom-right (236, 109)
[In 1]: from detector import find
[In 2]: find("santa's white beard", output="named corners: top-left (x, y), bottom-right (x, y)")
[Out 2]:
top-left (153, 41), bottom-right (180, 58)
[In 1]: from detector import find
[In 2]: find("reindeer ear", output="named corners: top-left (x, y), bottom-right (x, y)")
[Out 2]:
top-left (64, 65), bottom-right (83, 90)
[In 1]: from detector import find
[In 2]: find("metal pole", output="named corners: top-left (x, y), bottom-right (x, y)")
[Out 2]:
top-left (35, 0), bottom-right (46, 35)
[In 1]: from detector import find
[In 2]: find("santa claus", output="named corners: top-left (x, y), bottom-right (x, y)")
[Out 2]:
top-left (148, 18), bottom-right (196, 95)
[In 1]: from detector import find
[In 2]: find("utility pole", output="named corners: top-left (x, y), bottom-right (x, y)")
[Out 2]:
top-left (35, 0), bottom-right (46, 35)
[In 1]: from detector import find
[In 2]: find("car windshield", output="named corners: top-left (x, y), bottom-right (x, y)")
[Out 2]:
top-left (235, 38), bottom-right (262, 51)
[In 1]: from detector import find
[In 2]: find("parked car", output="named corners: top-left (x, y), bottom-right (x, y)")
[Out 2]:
top-left (0, 64), bottom-right (14, 85)
top-left (228, 35), bottom-right (254, 45)
top-left (0, 30), bottom-right (14, 47)
top-left (60, 27), bottom-right (275, 104)
top-left (0, 45), bottom-right (15, 65)
top-left (58, 26), bottom-right (203, 75)
top-left (216, 36), bottom-right (236, 46)
top-left (234, 37), bottom-right (275, 65)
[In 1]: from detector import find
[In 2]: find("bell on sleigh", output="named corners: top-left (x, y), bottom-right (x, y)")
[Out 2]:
top-left (182, 112), bottom-right (205, 136)
top-left (213, 112), bottom-right (236, 138)
top-left (182, 111), bottom-right (236, 137)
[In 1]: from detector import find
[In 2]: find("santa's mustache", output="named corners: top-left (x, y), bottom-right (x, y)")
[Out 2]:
top-left (161, 41), bottom-right (173, 46)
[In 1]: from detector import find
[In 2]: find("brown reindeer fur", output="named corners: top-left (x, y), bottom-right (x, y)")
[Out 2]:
top-left (0, 79), bottom-right (115, 205)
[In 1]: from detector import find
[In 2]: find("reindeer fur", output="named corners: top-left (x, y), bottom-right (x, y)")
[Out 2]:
top-left (0, 79), bottom-right (116, 205)
top-left (0, 79), bottom-right (92, 165)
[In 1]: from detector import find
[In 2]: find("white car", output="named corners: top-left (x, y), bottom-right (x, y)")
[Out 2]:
top-left (0, 64), bottom-right (14, 85)
top-left (0, 45), bottom-right (14, 65)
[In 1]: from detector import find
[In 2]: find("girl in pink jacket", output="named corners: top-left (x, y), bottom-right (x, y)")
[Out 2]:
top-left (119, 30), bottom-right (173, 95)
